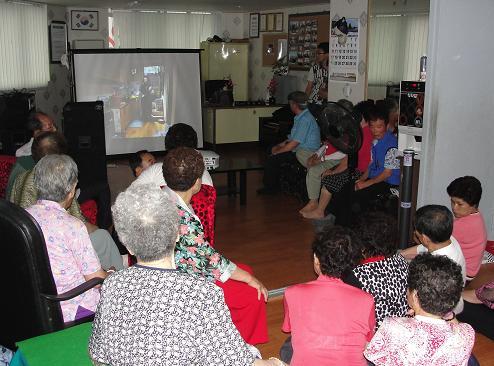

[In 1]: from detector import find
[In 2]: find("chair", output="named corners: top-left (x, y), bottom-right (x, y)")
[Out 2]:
top-left (190, 184), bottom-right (217, 247)
top-left (0, 199), bottom-right (103, 349)
top-left (0, 154), bottom-right (16, 199)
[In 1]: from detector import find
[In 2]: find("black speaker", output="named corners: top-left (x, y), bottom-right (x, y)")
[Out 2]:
top-left (63, 101), bottom-right (107, 188)
top-left (0, 92), bottom-right (35, 154)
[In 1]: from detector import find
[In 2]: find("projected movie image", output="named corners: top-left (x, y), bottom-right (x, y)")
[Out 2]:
top-left (73, 51), bottom-right (203, 155)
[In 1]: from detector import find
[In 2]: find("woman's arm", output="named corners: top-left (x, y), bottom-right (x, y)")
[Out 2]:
top-left (230, 267), bottom-right (269, 302)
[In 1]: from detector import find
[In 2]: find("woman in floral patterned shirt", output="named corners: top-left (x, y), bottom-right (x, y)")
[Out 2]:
top-left (162, 147), bottom-right (269, 345)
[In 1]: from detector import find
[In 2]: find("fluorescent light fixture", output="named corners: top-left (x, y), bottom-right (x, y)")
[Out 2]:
top-left (191, 11), bottom-right (211, 15)
top-left (167, 10), bottom-right (187, 14)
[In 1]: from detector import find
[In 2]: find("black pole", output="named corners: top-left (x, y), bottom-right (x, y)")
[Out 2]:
top-left (399, 149), bottom-right (414, 249)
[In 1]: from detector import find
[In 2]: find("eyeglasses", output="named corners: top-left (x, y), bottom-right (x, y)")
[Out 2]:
top-left (317, 52), bottom-right (326, 55)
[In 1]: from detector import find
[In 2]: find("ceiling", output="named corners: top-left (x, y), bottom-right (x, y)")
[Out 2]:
top-left (41, 0), bottom-right (328, 12)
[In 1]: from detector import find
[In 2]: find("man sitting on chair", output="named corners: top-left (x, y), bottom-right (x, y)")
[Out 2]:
top-left (257, 91), bottom-right (321, 195)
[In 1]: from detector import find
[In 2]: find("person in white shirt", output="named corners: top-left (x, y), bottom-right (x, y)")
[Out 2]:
top-left (16, 111), bottom-right (56, 157)
top-left (130, 123), bottom-right (214, 188)
top-left (401, 205), bottom-right (466, 314)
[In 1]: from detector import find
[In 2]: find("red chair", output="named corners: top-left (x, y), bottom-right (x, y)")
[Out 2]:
top-left (79, 199), bottom-right (98, 226)
top-left (190, 184), bottom-right (217, 247)
top-left (0, 155), bottom-right (16, 199)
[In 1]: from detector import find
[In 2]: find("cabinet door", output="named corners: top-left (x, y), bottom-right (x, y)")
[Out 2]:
top-left (215, 109), bottom-right (256, 143)
top-left (214, 107), bottom-right (281, 144)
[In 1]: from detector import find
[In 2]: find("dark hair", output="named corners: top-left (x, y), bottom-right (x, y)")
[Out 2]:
top-left (373, 100), bottom-right (390, 125)
top-left (317, 42), bottom-right (329, 54)
top-left (26, 111), bottom-right (43, 134)
top-left (408, 253), bottom-right (463, 316)
top-left (354, 100), bottom-right (375, 123)
top-left (129, 150), bottom-right (149, 177)
top-left (31, 131), bottom-right (67, 163)
top-left (415, 205), bottom-right (453, 243)
top-left (447, 176), bottom-right (482, 208)
top-left (288, 91), bottom-right (308, 109)
top-left (351, 212), bottom-right (398, 258)
top-left (165, 123), bottom-right (198, 150)
top-left (162, 146), bottom-right (204, 191)
top-left (312, 226), bottom-right (360, 278)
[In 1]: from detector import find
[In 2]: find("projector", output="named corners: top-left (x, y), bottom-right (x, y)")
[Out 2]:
top-left (199, 150), bottom-right (220, 170)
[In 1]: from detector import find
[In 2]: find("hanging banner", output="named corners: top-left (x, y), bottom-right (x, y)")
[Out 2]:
top-left (329, 17), bottom-right (359, 83)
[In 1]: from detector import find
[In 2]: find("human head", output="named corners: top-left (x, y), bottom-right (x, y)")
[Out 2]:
top-left (164, 123), bottom-right (198, 150)
top-left (414, 205), bottom-right (453, 245)
top-left (288, 91), bottom-right (308, 114)
top-left (351, 212), bottom-right (398, 258)
top-left (407, 253), bottom-right (463, 316)
top-left (354, 100), bottom-right (375, 124)
top-left (31, 131), bottom-right (68, 163)
top-left (162, 146), bottom-right (204, 192)
top-left (315, 42), bottom-right (329, 66)
top-left (447, 176), bottom-right (482, 218)
top-left (27, 111), bottom-right (56, 138)
top-left (312, 225), bottom-right (360, 278)
top-left (129, 150), bottom-right (156, 177)
top-left (368, 102), bottom-right (388, 140)
top-left (383, 98), bottom-right (399, 130)
top-left (34, 154), bottom-right (78, 203)
top-left (112, 184), bottom-right (180, 262)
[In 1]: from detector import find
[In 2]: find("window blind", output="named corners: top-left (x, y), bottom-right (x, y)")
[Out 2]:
top-left (0, 2), bottom-right (50, 90)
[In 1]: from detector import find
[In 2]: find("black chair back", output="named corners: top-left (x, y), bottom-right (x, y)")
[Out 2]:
top-left (0, 199), bottom-right (64, 349)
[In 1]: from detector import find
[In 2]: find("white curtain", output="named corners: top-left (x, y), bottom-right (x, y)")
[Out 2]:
top-left (368, 14), bottom-right (429, 86)
top-left (0, 2), bottom-right (50, 90)
top-left (112, 11), bottom-right (222, 49)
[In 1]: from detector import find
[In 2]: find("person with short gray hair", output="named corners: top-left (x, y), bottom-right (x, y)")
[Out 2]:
top-left (89, 184), bottom-right (282, 366)
top-left (35, 154), bottom-right (78, 203)
top-left (26, 154), bottom-right (108, 322)
top-left (9, 133), bottom-right (123, 271)
top-left (111, 183), bottom-right (179, 262)
top-left (257, 91), bottom-right (321, 195)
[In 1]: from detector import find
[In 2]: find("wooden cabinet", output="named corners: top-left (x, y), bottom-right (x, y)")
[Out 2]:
top-left (203, 106), bottom-right (281, 145)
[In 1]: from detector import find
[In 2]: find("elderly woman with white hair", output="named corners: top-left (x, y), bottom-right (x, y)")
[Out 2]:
top-left (89, 184), bottom-right (284, 366)
top-left (26, 154), bottom-right (108, 322)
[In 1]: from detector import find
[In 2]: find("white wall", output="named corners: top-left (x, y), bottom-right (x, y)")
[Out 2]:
top-left (34, 5), bottom-right (71, 127)
top-left (244, 4), bottom-right (331, 101)
top-left (419, 0), bottom-right (494, 238)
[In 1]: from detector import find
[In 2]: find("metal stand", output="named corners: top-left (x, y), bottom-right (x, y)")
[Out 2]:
top-left (399, 149), bottom-right (415, 249)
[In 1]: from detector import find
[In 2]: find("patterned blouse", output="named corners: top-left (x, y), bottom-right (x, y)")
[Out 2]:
top-left (171, 190), bottom-right (236, 283)
top-left (26, 200), bottom-right (100, 321)
top-left (364, 315), bottom-right (475, 366)
top-left (347, 254), bottom-right (409, 329)
top-left (89, 265), bottom-right (254, 366)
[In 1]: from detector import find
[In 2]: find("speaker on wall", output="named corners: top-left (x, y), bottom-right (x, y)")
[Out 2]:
top-left (63, 101), bottom-right (107, 188)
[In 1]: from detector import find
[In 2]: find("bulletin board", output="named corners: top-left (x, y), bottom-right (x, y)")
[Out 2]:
top-left (288, 11), bottom-right (330, 71)
top-left (262, 33), bottom-right (288, 66)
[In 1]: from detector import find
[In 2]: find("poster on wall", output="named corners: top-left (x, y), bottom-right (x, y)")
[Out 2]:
top-left (288, 12), bottom-right (330, 71)
top-left (329, 17), bottom-right (359, 83)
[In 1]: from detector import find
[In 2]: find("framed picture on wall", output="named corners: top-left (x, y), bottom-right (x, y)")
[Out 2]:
top-left (49, 21), bottom-right (67, 64)
top-left (249, 13), bottom-right (260, 38)
top-left (260, 14), bottom-right (267, 32)
top-left (288, 11), bottom-right (330, 71)
top-left (71, 10), bottom-right (99, 31)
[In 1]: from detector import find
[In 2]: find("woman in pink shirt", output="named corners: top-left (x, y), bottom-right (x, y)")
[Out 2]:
top-left (365, 253), bottom-right (475, 366)
top-left (281, 226), bottom-right (375, 365)
top-left (447, 176), bottom-right (487, 278)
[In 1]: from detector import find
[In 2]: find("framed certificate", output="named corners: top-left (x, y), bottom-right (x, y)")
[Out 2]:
top-left (249, 13), bottom-right (260, 38)
top-left (49, 21), bottom-right (67, 64)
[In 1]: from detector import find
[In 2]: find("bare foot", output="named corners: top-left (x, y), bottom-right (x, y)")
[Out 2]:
top-left (301, 208), bottom-right (325, 219)
top-left (299, 200), bottom-right (318, 214)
